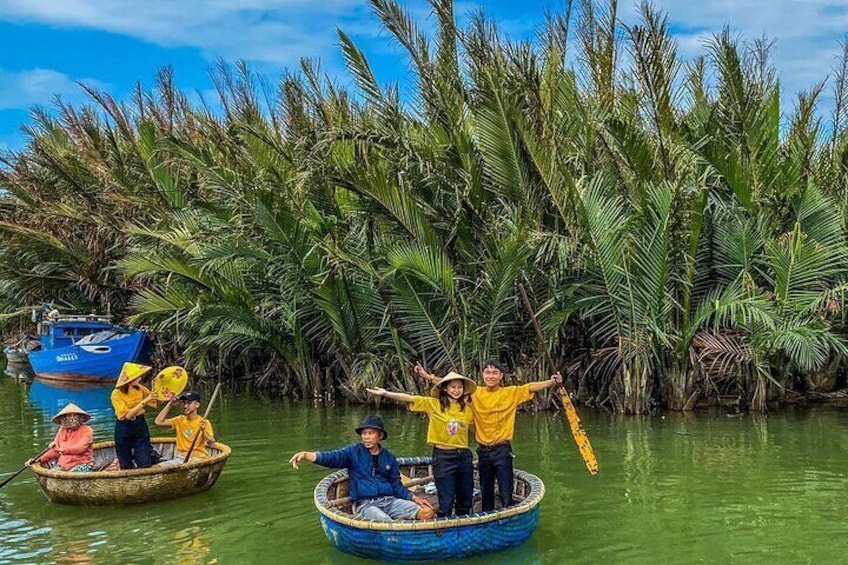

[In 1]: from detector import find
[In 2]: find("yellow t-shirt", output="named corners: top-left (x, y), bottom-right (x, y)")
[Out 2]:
top-left (172, 415), bottom-right (215, 459)
top-left (111, 385), bottom-right (155, 419)
top-left (409, 396), bottom-right (474, 449)
top-left (471, 384), bottom-right (534, 445)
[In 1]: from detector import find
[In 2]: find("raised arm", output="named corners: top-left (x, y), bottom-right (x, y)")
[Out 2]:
top-left (154, 395), bottom-right (177, 426)
top-left (527, 371), bottom-right (563, 392)
top-left (367, 387), bottom-right (416, 403)
top-left (290, 445), bottom-right (352, 470)
top-left (413, 363), bottom-right (441, 385)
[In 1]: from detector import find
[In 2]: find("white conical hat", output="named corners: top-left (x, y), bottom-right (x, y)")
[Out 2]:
top-left (51, 402), bottom-right (92, 424)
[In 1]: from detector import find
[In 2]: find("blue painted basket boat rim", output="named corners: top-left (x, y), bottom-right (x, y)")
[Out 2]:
top-left (313, 456), bottom-right (545, 531)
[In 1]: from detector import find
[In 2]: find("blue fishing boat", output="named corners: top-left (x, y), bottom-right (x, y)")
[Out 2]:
top-left (26, 310), bottom-right (150, 384)
top-left (314, 457), bottom-right (545, 561)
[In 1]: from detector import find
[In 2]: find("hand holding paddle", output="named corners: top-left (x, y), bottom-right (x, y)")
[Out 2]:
top-left (1, 445), bottom-right (53, 490)
top-left (183, 382), bottom-right (222, 464)
top-left (518, 283), bottom-right (599, 475)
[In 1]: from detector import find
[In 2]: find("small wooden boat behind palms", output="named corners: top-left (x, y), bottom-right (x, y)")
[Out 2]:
top-left (314, 457), bottom-right (545, 561)
top-left (30, 438), bottom-right (230, 505)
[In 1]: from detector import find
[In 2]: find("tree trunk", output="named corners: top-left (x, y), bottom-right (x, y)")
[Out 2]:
top-left (621, 364), bottom-right (650, 414)
top-left (803, 355), bottom-right (842, 392)
top-left (662, 364), bottom-right (698, 411)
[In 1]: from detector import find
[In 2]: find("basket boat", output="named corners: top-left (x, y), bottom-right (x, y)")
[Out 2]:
top-left (30, 438), bottom-right (230, 505)
top-left (314, 456), bottom-right (544, 561)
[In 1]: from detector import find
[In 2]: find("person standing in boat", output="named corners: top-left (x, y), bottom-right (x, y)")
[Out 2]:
top-left (416, 361), bottom-right (562, 512)
top-left (366, 372), bottom-right (476, 518)
top-left (154, 390), bottom-right (216, 464)
top-left (111, 362), bottom-right (158, 469)
top-left (289, 414), bottom-right (436, 522)
top-left (25, 403), bottom-right (94, 472)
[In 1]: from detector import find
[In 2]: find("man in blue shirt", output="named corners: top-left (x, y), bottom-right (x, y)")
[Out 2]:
top-left (290, 414), bottom-right (435, 521)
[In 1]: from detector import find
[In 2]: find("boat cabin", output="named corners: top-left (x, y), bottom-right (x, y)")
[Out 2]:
top-left (37, 315), bottom-right (114, 350)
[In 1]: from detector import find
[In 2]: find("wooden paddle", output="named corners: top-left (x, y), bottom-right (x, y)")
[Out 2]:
top-left (517, 283), bottom-right (599, 475)
top-left (0, 445), bottom-right (53, 490)
top-left (183, 382), bottom-right (222, 464)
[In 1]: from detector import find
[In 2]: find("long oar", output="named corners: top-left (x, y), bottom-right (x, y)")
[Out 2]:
top-left (518, 283), bottom-right (599, 475)
top-left (183, 382), bottom-right (222, 464)
top-left (0, 445), bottom-right (53, 490)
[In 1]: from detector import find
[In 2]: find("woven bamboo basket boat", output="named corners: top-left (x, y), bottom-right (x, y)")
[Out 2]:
top-left (314, 456), bottom-right (544, 561)
top-left (30, 437), bottom-right (230, 505)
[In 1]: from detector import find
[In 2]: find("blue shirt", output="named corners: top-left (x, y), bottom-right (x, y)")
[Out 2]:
top-left (315, 443), bottom-right (413, 503)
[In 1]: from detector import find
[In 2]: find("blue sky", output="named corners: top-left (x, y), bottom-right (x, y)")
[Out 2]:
top-left (0, 0), bottom-right (846, 149)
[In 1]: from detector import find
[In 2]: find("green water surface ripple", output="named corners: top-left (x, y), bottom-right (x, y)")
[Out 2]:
top-left (1, 372), bottom-right (847, 564)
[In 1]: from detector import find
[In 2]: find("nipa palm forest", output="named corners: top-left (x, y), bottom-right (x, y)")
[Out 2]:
top-left (2, 0), bottom-right (848, 414)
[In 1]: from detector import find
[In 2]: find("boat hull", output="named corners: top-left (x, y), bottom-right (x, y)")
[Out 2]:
top-left (31, 439), bottom-right (230, 505)
top-left (28, 331), bottom-right (149, 383)
top-left (3, 347), bottom-right (29, 366)
top-left (314, 457), bottom-right (545, 561)
top-left (318, 504), bottom-right (540, 561)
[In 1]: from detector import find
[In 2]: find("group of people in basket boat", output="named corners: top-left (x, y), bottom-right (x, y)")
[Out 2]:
top-left (290, 359), bottom-right (562, 522)
top-left (24, 363), bottom-right (216, 472)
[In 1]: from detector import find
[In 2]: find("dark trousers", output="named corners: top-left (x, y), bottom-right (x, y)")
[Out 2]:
top-left (432, 447), bottom-right (474, 517)
top-left (115, 416), bottom-right (153, 469)
top-left (476, 441), bottom-right (514, 512)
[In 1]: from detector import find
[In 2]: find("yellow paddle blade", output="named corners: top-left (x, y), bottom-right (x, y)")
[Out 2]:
top-left (559, 388), bottom-right (599, 475)
top-left (151, 366), bottom-right (189, 400)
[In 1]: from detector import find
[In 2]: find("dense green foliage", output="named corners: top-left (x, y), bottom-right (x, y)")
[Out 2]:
top-left (2, 0), bottom-right (848, 412)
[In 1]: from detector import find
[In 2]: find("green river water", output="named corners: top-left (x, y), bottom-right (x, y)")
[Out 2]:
top-left (1, 364), bottom-right (847, 564)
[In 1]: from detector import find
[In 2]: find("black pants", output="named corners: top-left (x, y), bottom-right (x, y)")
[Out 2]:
top-left (115, 416), bottom-right (153, 469)
top-left (431, 447), bottom-right (474, 517)
top-left (476, 441), bottom-right (514, 512)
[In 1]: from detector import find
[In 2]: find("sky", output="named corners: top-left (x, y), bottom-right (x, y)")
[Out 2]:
top-left (0, 0), bottom-right (846, 150)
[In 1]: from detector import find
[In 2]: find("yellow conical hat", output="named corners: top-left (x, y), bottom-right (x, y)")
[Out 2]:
top-left (51, 402), bottom-right (91, 424)
top-left (115, 362), bottom-right (153, 388)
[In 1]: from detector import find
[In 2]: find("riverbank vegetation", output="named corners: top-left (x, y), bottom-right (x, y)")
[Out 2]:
top-left (2, 0), bottom-right (848, 413)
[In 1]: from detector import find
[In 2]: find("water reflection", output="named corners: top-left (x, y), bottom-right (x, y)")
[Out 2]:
top-left (27, 379), bottom-right (114, 432)
top-left (5, 375), bottom-right (848, 563)
top-left (3, 361), bottom-right (33, 383)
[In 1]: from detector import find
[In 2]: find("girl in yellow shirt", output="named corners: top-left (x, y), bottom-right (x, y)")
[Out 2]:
top-left (110, 362), bottom-right (158, 469)
top-left (367, 372), bottom-right (476, 518)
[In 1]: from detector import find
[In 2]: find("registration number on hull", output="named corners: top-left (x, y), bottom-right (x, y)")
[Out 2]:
top-left (55, 353), bottom-right (79, 362)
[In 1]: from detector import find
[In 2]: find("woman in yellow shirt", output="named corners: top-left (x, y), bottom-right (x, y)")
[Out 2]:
top-left (110, 362), bottom-right (157, 469)
top-left (367, 371), bottom-right (476, 518)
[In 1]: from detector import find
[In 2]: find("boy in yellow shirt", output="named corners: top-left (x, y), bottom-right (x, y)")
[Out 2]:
top-left (154, 391), bottom-right (216, 464)
top-left (416, 360), bottom-right (561, 511)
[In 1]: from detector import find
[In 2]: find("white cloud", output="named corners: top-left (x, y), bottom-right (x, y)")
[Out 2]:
top-left (0, 0), bottom-right (844, 116)
top-left (0, 0), bottom-right (370, 67)
top-left (0, 69), bottom-right (106, 110)
top-left (618, 1), bottom-right (848, 107)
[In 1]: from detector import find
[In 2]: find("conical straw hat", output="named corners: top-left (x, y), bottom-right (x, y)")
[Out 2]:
top-left (51, 402), bottom-right (91, 424)
top-left (115, 362), bottom-right (153, 388)
top-left (430, 371), bottom-right (477, 398)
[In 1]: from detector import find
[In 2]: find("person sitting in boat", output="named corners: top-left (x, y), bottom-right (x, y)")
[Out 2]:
top-left (366, 372), bottom-right (476, 518)
top-left (289, 414), bottom-right (436, 522)
top-left (25, 403), bottom-right (94, 472)
top-left (111, 362), bottom-right (158, 469)
top-left (416, 361), bottom-right (562, 512)
top-left (154, 390), bottom-right (216, 464)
